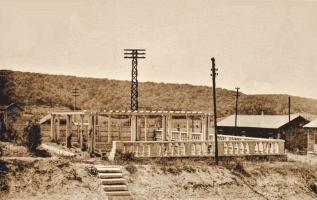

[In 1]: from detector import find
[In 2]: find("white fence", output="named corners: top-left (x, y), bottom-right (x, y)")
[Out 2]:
top-left (111, 139), bottom-right (284, 159)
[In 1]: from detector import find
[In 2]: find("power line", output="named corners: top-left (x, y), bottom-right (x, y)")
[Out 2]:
top-left (211, 57), bottom-right (219, 165)
top-left (124, 49), bottom-right (146, 111)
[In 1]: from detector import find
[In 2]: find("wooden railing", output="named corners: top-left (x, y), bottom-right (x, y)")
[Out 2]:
top-left (110, 139), bottom-right (285, 159)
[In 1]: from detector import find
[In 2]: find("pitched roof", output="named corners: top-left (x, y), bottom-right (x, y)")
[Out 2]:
top-left (218, 114), bottom-right (303, 129)
top-left (304, 119), bottom-right (317, 128)
top-left (0, 103), bottom-right (24, 111)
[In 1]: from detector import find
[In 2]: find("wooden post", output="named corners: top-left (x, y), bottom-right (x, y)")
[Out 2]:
top-left (201, 116), bottom-right (203, 133)
top-left (192, 117), bottom-right (194, 132)
top-left (144, 116), bottom-right (148, 141)
top-left (186, 116), bottom-right (190, 140)
top-left (93, 114), bottom-right (96, 153)
top-left (80, 114), bottom-right (84, 150)
top-left (50, 114), bottom-right (55, 141)
top-left (88, 114), bottom-right (95, 154)
top-left (167, 115), bottom-right (172, 141)
top-left (108, 115), bottom-right (111, 143)
top-left (131, 115), bottom-right (137, 141)
top-left (4, 110), bottom-right (8, 129)
top-left (66, 114), bottom-right (71, 148)
top-left (162, 115), bottom-right (167, 141)
top-left (56, 115), bottom-right (60, 142)
top-left (205, 115), bottom-right (209, 141)
top-left (201, 115), bottom-right (205, 141)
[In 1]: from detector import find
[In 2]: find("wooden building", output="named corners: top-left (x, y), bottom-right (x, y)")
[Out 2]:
top-left (217, 114), bottom-right (309, 150)
top-left (0, 103), bottom-right (24, 128)
top-left (304, 119), bottom-right (317, 154)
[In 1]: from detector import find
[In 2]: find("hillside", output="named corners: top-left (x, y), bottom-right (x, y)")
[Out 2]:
top-left (1, 70), bottom-right (317, 117)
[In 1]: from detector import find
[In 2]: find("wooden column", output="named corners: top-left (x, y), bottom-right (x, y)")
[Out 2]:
top-left (200, 116), bottom-right (204, 133)
top-left (186, 116), bottom-right (190, 140)
top-left (88, 114), bottom-right (95, 154)
top-left (56, 115), bottom-right (60, 142)
top-left (107, 115), bottom-right (111, 143)
top-left (192, 117), bottom-right (195, 132)
top-left (167, 115), bottom-right (172, 141)
top-left (92, 114), bottom-right (96, 153)
top-left (4, 110), bottom-right (8, 129)
top-left (50, 114), bottom-right (56, 141)
top-left (162, 115), bottom-right (167, 141)
top-left (130, 115), bottom-right (137, 141)
top-left (66, 114), bottom-right (71, 148)
top-left (80, 114), bottom-right (84, 150)
top-left (144, 116), bottom-right (148, 141)
top-left (205, 115), bottom-right (209, 141)
top-left (202, 115), bottom-right (209, 141)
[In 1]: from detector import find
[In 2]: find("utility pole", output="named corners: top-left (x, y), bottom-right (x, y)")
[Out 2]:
top-left (124, 49), bottom-right (146, 111)
top-left (234, 87), bottom-right (240, 135)
top-left (288, 96), bottom-right (291, 123)
top-left (211, 57), bottom-right (219, 165)
top-left (71, 87), bottom-right (80, 111)
top-left (287, 96), bottom-right (291, 148)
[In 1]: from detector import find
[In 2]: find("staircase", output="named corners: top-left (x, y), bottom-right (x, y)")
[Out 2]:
top-left (95, 165), bottom-right (132, 200)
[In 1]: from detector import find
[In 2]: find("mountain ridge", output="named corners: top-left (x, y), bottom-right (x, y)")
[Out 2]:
top-left (1, 70), bottom-right (317, 117)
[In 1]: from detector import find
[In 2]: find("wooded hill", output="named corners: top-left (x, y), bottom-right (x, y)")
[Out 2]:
top-left (1, 70), bottom-right (317, 117)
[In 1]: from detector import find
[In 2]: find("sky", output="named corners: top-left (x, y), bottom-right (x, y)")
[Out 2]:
top-left (1, 0), bottom-right (317, 98)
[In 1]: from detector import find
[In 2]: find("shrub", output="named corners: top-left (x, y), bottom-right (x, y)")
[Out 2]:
top-left (121, 152), bottom-right (135, 161)
top-left (309, 181), bottom-right (317, 193)
top-left (0, 160), bottom-right (9, 192)
top-left (24, 122), bottom-right (41, 152)
top-left (125, 164), bottom-right (137, 174)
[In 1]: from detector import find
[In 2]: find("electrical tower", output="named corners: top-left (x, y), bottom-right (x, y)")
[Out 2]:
top-left (234, 87), bottom-right (240, 135)
top-left (124, 49), bottom-right (146, 111)
top-left (211, 57), bottom-right (219, 165)
top-left (71, 87), bottom-right (80, 111)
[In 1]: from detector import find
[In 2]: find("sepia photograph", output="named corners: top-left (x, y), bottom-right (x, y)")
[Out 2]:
top-left (1, 0), bottom-right (317, 199)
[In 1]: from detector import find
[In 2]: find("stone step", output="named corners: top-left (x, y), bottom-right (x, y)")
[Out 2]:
top-left (101, 178), bottom-right (126, 185)
top-left (95, 165), bottom-right (122, 168)
top-left (99, 173), bottom-right (123, 179)
top-left (103, 185), bottom-right (128, 191)
top-left (96, 167), bottom-right (122, 173)
top-left (105, 191), bottom-right (131, 197)
top-left (107, 195), bottom-right (133, 200)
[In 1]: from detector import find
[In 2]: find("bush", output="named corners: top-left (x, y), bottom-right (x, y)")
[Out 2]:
top-left (125, 164), bottom-right (137, 174)
top-left (24, 122), bottom-right (41, 152)
top-left (121, 152), bottom-right (135, 161)
top-left (309, 181), bottom-right (317, 193)
top-left (0, 160), bottom-right (9, 192)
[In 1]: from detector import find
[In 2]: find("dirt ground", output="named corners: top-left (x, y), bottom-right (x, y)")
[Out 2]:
top-left (1, 142), bottom-right (317, 200)
top-left (122, 160), bottom-right (317, 200)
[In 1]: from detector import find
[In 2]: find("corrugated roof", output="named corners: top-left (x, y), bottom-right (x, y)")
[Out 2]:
top-left (304, 119), bottom-right (317, 128)
top-left (218, 114), bottom-right (302, 129)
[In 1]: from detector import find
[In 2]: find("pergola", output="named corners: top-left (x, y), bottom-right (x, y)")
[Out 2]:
top-left (48, 110), bottom-right (213, 153)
